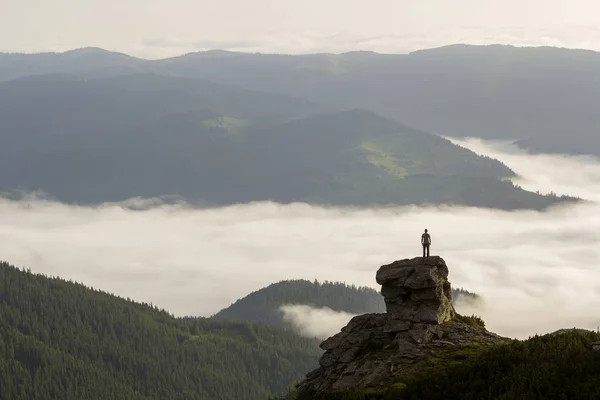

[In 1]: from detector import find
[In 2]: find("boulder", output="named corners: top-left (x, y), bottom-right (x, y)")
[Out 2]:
top-left (376, 256), bottom-right (455, 324)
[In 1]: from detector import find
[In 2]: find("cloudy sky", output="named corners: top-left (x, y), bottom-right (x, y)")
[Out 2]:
top-left (2, 0), bottom-right (600, 58)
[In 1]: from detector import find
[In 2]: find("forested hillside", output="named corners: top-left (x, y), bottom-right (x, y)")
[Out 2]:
top-left (0, 261), bottom-right (321, 400)
top-left (0, 72), bottom-right (570, 209)
top-left (215, 279), bottom-right (480, 328)
top-left (397, 329), bottom-right (600, 400)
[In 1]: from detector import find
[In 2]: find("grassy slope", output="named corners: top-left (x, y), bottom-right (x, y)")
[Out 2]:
top-left (244, 110), bottom-right (570, 209)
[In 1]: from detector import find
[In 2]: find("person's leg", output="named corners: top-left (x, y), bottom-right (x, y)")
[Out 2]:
top-left (426, 244), bottom-right (430, 257)
top-left (422, 245), bottom-right (425, 258)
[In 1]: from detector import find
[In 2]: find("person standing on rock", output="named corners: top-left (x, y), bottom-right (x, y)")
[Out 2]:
top-left (421, 229), bottom-right (431, 257)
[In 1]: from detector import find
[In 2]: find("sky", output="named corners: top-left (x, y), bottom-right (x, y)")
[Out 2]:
top-left (2, 0), bottom-right (600, 58)
top-left (2, 139), bottom-right (600, 340)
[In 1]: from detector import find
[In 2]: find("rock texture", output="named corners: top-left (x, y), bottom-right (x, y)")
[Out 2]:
top-left (286, 256), bottom-right (509, 399)
top-left (377, 256), bottom-right (455, 324)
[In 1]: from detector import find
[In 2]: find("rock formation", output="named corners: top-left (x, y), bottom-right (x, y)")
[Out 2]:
top-left (286, 256), bottom-right (509, 399)
top-left (377, 256), bottom-right (455, 324)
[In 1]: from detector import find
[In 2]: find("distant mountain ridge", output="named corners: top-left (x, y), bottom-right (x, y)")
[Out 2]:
top-left (4, 44), bottom-right (596, 157)
top-left (0, 45), bottom-right (586, 208)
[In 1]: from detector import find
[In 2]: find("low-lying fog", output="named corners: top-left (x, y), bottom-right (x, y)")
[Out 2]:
top-left (1, 139), bottom-right (599, 340)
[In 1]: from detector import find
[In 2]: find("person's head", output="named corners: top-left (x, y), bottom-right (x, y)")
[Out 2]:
top-left (425, 229), bottom-right (428, 233)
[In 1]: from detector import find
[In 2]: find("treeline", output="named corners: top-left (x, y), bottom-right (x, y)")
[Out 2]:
top-left (215, 279), bottom-right (479, 329)
top-left (0, 261), bottom-right (321, 400)
top-left (452, 287), bottom-right (479, 298)
top-left (214, 280), bottom-right (386, 327)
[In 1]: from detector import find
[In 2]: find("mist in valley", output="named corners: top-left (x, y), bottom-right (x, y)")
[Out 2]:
top-left (1, 139), bottom-right (599, 340)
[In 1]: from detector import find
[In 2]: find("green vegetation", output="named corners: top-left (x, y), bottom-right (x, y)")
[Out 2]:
top-left (0, 261), bottom-right (321, 400)
top-left (294, 329), bottom-right (600, 400)
top-left (0, 74), bottom-right (575, 209)
top-left (452, 287), bottom-right (480, 301)
top-left (453, 313), bottom-right (486, 328)
top-left (202, 116), bottom-right (247, 135)
top-left (358, 132), bottom-right (508, 179)
top-left (214, 279), bottom-right (385, 327)
top-left (214, 279), bottom-right (479, 329)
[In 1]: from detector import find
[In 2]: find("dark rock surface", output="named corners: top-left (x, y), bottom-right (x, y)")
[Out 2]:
top-left (376, 256), bottom-right (455, 324)
top-left (286, 256), bottom-right (509, 399)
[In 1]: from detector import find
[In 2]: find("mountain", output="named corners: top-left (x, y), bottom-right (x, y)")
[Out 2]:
top-left (284, 256), bottom-right (600, 400)
top-left (215, 279), bottom-right (480, 328)
top-left (0, 48), bottom-right (146, 81)
top-left (0, 73), bottom-right (569, 208)
top-left (0, 73), bottom-right (318, 203)
top-left (155, 45), bottom-right (600, 158)
top-left (0, 72), bottom-right (319, 137)
top-left (4, 45), bottom-right (598, 157)
top-left (238, 110), bottom-right (575, 209)
top-left (0, 260), bottom-right (321, 400)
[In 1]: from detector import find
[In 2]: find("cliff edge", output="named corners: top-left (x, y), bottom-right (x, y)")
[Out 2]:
top-left (286, 256), bottom-right (509, 399)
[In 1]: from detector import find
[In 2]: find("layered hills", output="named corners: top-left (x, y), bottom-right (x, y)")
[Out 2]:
top-left (0, 73), bottom-right (568, 208)
top-left (3, 45), bottom-right (599, 157)
top-left (153, 45), bottom-right (600, 158)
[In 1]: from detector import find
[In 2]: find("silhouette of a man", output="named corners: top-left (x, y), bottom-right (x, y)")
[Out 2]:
top-left (421, 229), bottom-right (431, 258)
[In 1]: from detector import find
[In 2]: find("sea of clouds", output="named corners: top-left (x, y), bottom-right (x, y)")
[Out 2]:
top-left (1, 139), bottom-right (600, 340)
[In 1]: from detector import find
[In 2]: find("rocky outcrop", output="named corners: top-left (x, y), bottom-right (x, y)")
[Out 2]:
top-left (377, 256), bottom-right (455, 324)
top-left (286, 256), bottom-right (509, 399)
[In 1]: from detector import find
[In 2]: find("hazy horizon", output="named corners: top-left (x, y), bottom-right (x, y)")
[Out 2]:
top-left (3, 0), bottom-right (600, 58)
top-left (4, 42), bottom-right (599, 60)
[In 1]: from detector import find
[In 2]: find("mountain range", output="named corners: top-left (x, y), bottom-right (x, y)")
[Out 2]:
top-left (2, 44), bottom-right (599, 158)
top-left (0, 49), bottom-right (581, 208)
